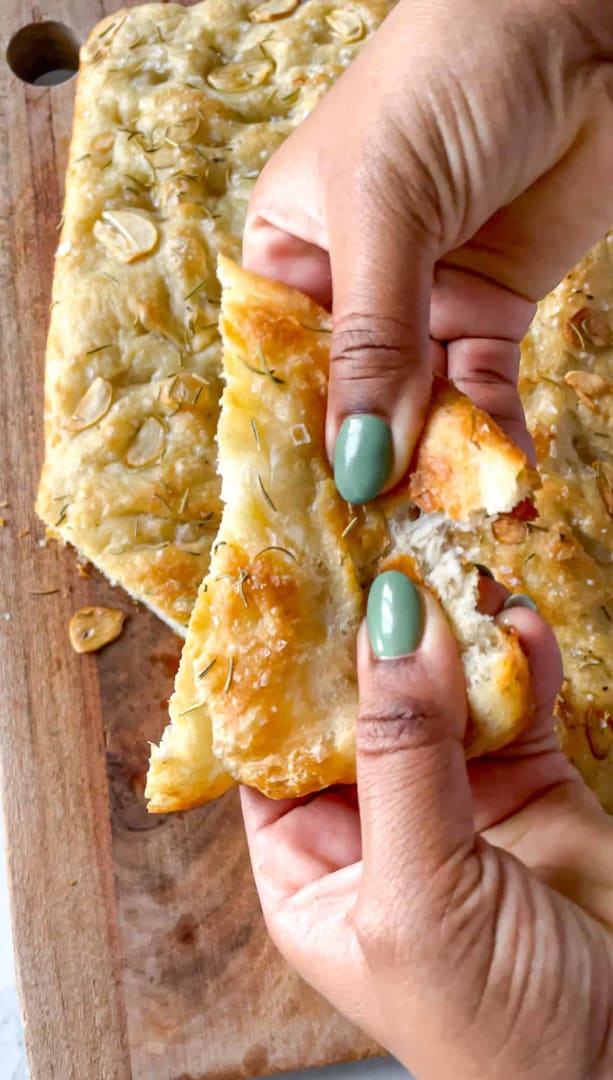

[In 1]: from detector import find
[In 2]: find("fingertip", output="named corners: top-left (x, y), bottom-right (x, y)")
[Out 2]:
top-left (242, 217), bottom-right (332, 307)
top-left (495, 606), bottom-right (563, 721)
top-left (358, 575), bottom-right (466, 739)
top-left (326, 366), bottom-right (432, 498)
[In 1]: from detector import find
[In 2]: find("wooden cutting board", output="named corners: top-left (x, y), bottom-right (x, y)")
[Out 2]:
top-left (0, 2), bottom-right (379, 1076)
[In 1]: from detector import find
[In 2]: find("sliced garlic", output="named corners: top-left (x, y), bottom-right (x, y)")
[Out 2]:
top-left (250, 0), bottom-right (298, 21)
top-left (160, 373), bottom-right (209, 409)
top-left (325, 9), bottom-right (364, 42)
top-left (585, 713), bottom-right (612, 761)
top-left (564, 370), bottom-right (608, 410)
top-left (491, 516), bottom-right (527, 544)
top-left (125, 416), bottom-right (167, 468)
top-left (90, 131), bottom-right (115, 165)
top-left (94, 210), bottom-right (158, 263)
top-left (166, 113), bottom-right (201, 143)
top-left (206, 59), bottom-right (274, 93)
top-left (69, 607), bottom-right (126, 654)
top-left (147, 143), bottom-right (177, 169)
top-left (563, 306), bottom-right (612, 350)
top-left (595, 461), bottom-right (613, 516)
top-left (65, 377), bottom-right (113, 432)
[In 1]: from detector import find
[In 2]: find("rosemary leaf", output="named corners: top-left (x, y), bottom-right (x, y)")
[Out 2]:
top-left (197, 657), bottom-right (217, 679)
top-left (250, 417), bottom-right (261, 450)
top-left (223, 656), bottom-right (235, 694)
top-left (257, 474), bottom-right (277, 511)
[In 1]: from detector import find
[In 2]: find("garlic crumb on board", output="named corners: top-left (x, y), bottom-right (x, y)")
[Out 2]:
top-left (69, 606), bottom-right (126, 653)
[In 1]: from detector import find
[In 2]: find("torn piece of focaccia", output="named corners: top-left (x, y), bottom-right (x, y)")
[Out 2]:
top-left (461, 235), bottom-right (613, 811)
top-left (36, 0), bottom-right (391, 633)
top-left (146, 258), bottom-right (535, 810)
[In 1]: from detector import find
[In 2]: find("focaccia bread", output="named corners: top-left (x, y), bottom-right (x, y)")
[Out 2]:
top-left (36, 0), bottom-right (390, 633)
top-left (462, 236), bottom-right (613, 811)
top-left (146, 258), bottom-right (535, 810)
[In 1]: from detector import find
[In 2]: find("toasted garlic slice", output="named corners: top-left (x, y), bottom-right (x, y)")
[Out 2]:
top-left (66, 377), bottom-right (113, 431)
top-left (250, 0), bottom-right (298, 22)
top-left (491, 516), bottom-right (528, 544)
top-left (206, 59), bottom-right (273, 92)
top-left (160, 372), bottom-right (209, 409)
top-left (564, 370), bottom-right (608, 411)
top-left (125, 416), bottom-right (167, 468)
top-left (94, 210), bottom-right (158, 263)
top-left (595, 461), bottom-right (613, 516)
top-left (325, 9), bottom-right (364, 42)
top-left (69, 606), bottom-right (126, 653)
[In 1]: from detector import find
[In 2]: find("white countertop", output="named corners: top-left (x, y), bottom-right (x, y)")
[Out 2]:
top-left (0, 809), bottom-right (410, 1080)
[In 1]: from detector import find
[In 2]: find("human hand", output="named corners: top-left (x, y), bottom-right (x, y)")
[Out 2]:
top-left (241, 574), bottom-right (613, 1079)
top-left (243, 0), bottom-right (613, 499)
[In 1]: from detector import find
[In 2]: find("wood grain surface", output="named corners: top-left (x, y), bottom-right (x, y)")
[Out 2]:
top-left (0, 2), bottom-right (378, 1077)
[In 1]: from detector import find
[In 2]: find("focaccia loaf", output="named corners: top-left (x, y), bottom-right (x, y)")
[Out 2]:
top-left (146, 258), bottom-right (535, 810)
top-left (462, 236), bottom-right (613, 811)
top-left (36, 0), bottom-right (390, 633)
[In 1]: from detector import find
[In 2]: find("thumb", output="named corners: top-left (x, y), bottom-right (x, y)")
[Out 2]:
top-left (357, 571), bottom-right (476, 909)
top-left (327, 186), bottom-right (435, 503)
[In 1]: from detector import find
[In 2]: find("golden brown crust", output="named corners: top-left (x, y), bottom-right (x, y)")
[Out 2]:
top-left (146, 259), bottom-right (536, 809)
top-left (379, 552), bottom-right (532, 757)
top-left (147, 257), bottom-right (362, 806)
top-left (36, 1), bottom-right (390, 632)
top-left (458, 237), bottom-right (613, 810)
top-left (406, 376), bottom-right (540, 519)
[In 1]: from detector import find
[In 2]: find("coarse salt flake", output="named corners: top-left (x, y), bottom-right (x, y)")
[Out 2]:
top-left (291, 423), bottom-right (310, 446)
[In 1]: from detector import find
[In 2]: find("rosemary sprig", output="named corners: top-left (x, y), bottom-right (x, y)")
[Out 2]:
top-left (239, 343), bottom-right (285, 385)
top-left (223, 656), bottom-right (235, 694)
top-left (197, 657), bottom-right (217, 679)
top-left (254, 545), bottom-right (297, 564)
top-left (250, 417), bottom-right (261, 450)
top-left (178, 487), bottom-right (190, 515)
top-left (85, 343), bottom-right (113, 356)
top-left (184, 280), bottom-right (206, 302)
top-left (98, 15), bottom-right (127, 39)
top-left (152, 490), bottom-right (172, 512)
top-left (257, 474), bottom-right (277, 511)
top-left (341, 516), bottom-right (358, 538)
top-left (178, 701), bottom-right (205, 717)
top-left (567, 320), bottom-right (587, 350)
top-left (55, 503), bottom-right (70, 527)
top-left (236, 568), bottom-right (249, 607)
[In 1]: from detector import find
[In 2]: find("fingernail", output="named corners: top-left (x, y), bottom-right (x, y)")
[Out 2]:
top-left (334, 414), bottom-right (393, 504)
top-left (367, 571), bottom-right (423, 659)
top-left (473, 563), bottom-right (494, 579)
top-left (502, 593), bottom-right (538, 612)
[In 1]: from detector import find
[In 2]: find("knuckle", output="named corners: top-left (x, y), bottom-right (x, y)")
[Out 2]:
top-left (352, 901), bottom-right (408, 973)
top-left (331, 314), bottom-right (418, 387)
top-left (357, 701), bottom-right (444, 758)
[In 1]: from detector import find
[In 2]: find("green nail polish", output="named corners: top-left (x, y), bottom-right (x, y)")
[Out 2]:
top-left (334, 414), bottom-right (393, 504)
top-left (367, 571), bottom-right (423, 659)
top-left (503, 593), bottom-right (537, 612)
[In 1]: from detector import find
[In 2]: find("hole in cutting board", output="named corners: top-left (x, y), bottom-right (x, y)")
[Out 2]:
top-left (7, 22), bottom-right (81, 86)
